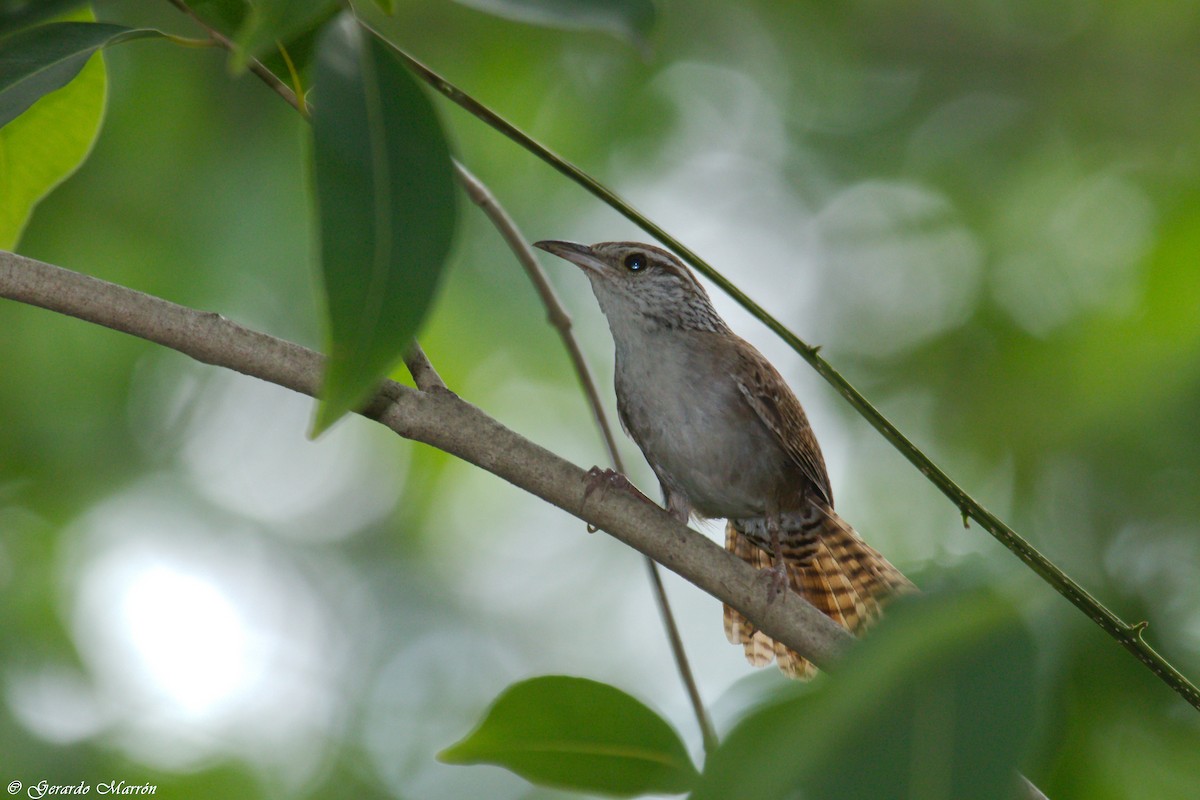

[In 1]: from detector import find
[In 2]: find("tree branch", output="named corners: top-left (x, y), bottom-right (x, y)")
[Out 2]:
top-left (403, 341), bottom-right (447, 391)
top-left (0, 249), bottom-right (852, 671)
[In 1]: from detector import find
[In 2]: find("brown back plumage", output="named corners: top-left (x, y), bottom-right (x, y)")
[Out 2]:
top-left (723, 509), bottom-right (914, 679)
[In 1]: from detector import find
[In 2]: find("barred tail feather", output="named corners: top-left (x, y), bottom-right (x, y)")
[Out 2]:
top-left (724, 511), bottom-right (913, 679)
top-left (722, 531), bottom-right (797, 672)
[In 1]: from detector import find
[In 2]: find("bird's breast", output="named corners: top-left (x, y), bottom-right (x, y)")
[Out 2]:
top-left (612, 330), bottom-right (790, 518)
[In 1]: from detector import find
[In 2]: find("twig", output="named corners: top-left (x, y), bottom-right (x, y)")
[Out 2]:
top-left (0, 249), bottom-right (853, 672)
top-left (163, 0), bottom-right (307, 117)
top-left (404, 341), bottom-right (446, 391)
top-left (353, 21), bottom-right (1200, 715)
top-left (452, 162), bottom-right (620, 464)
top-left (453, 160), bottom-right (718, 755)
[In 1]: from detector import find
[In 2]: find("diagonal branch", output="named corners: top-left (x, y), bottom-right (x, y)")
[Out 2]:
top-left (0, 248), bottom-right (852, 672)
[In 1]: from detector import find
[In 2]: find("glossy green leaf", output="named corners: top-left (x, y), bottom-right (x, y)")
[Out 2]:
top-left (309, 16), bottom-right (457, 433)
top-left (0, 21), bottom-right (159, 130)
top-left (439, 675), bottom-right (699, 797)
top-left (230, 0), bottom-right (336, 73)
top-left (0, 31), bottom-right (103, 249)
top-left (371, 0), bottom-right (397, 14)
top-left (451, 0), bottom-right (655, 48)
top-left (0, 15), bottom-right (157, 249)
top-left (695, 588), bottom-right (1038, 800)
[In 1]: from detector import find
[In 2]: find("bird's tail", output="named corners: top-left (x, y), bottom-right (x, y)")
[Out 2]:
top-left (723, 509), bottom-right (913, 679)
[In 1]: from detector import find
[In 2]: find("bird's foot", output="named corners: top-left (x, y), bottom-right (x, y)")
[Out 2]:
top-left (583, 466), bottom-right (646, 502)
top-left (758, 511), bottom-right (790, 604)
top-left (581, 467), bottom-right (654, 531)
top-left (757, 561), bottom-right (790, 604)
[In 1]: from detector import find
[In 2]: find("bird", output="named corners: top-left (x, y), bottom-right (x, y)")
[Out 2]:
top-left (535, 239), bottom-right (913, 677)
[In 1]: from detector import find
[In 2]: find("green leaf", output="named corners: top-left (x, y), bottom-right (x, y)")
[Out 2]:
top-left (695, 588), bottom-right (1038, 800)
top-left (0, 21), bottom-right (160, 130)
top-left (371, 0), bottom-right (397, 13)
top-left (0, 15), bottom-right (160, 249)
top-left (0, 28), bottom-right (102, 249)
top-left (451, 0), bottom-right (655, 48)
top-left (309, 16), bottom-right (457, 433)
top-left (229, 0), bottom-right (337, 73)
top-left (439, 675), bottom-right (699, 797)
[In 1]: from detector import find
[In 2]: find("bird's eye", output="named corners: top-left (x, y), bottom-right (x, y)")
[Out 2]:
top-left (623, 253), bottom-right (647, 272)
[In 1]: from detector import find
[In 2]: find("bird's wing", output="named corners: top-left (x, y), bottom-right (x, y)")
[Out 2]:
top-left (732, 339), bottom-right (834, 506)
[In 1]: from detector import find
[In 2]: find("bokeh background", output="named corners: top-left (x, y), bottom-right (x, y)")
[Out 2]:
top-left (4, 0), bottom-right (1200, 797)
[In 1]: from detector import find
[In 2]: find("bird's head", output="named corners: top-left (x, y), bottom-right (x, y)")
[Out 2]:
top-left (534, 240), bottom-right (727, 333)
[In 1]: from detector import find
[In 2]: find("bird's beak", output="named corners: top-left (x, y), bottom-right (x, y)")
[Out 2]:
top-left (533, 240), bottom-right (607, 275)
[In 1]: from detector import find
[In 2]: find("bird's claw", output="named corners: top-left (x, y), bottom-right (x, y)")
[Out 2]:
top-left (584, 466), bottom-right (626, 502)
top-left (758, 562), bottom-right (789, 604)
top-left (580, 467), bottom-right (654, 533)
top-left (582, 467), bottom-right (654, 505)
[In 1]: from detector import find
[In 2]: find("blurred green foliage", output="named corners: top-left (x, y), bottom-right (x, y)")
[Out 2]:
top-left (697, 586), bottom-right (1037, 800)
top-left (2, 1), bottom-right (1200, 799)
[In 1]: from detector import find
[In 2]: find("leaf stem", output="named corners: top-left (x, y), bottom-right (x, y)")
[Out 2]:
top-left (163, 0), bottom-right (307, 117)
